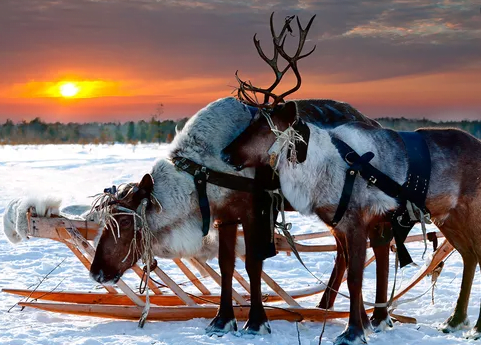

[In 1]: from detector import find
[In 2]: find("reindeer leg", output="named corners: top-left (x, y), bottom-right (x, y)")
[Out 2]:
top-left (370, 242), bottom-right (392, 332)
top-left (440, 248), bottom-right (476, 333)
top-left (241, 219), bottom-right (270, 335)
top-left (334, 225), bottom-right (368, 345)
top-left (466, 261), bottom-right (481, 340)
top-left (317, 235), bottom-right (347, 309)
top-left (206, 223), bottom-right (238, 336)
top-left (360, 291), bottom-right (373, 334)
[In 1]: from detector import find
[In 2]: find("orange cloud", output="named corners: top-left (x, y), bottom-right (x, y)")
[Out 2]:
top-left (2, 77), bottom-right (229, 103)
top-left (4, 80), bottom-right (126, 99)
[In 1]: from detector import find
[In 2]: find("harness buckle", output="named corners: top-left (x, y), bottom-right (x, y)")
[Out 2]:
top-left (194, 166), bottom-right (209, 181)
top-left (345, 151), bottom-right (356, 165)
top-left (368, 176), bottom-right (377, 185)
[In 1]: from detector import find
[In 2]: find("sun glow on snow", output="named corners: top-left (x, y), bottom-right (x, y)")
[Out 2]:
top-left (59, 82), bottom-right (80, 98)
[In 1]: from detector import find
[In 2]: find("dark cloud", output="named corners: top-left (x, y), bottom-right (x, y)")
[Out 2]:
top-left (0, 0), bottom-right (479, 120)
top-left (1, 0), bottom-right (479, 82)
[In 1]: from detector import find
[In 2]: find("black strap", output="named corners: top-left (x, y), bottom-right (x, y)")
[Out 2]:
top-left (330, 137), bottom-right (404, 226)
top-left (389, 131), bottom-right (432, 267)
top-left (331, 137), bottom-right (404, 200)
top-left (172, 156), bottom-right (281, 237)
top-left (172, 157), bottom-right (262, 193)
top-left (332, 151), bottom-right (375, 226)
top-left (397, 131), bottom-right (431, 205)
top-left (193, 169), bottom-right (210, 236)
top-left (331, 133), bottom-right (431, 268)
top-left (330, 136), bottom-right (412, 266)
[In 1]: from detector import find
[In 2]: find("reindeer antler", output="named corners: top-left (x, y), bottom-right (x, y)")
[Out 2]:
top-left (236, 12), bottom-right (316, 109)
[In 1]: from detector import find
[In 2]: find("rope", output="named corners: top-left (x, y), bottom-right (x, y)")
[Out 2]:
top-left (136, 198), bottom-right (157, 328)
top-left (263, 110), bottom-right (305, 169)
top-left (268, 190), bottom-right (452, 313)
top-left (8, 258), bottom-right (67, 312)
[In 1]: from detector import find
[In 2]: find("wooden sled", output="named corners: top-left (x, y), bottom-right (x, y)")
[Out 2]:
top-left (3, 210), bottom-right (453, 322)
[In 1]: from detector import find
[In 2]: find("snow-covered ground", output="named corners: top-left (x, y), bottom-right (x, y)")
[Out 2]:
top-left (0, 144), bottom-right (479, 345)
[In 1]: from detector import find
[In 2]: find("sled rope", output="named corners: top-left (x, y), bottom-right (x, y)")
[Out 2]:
top-left (269, 190), bottom-right (449, 311)
top-left (7, 258), bottom-right (67, 313)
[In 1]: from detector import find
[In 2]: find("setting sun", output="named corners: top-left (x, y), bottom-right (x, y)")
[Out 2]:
top-left (59, 82), bottom-right (79, 97)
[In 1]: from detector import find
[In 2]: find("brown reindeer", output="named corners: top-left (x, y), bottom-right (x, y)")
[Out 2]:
top-left (89, 13), bottom-right (393, 337)
top-left (222, 91), bottom-right (481, 343)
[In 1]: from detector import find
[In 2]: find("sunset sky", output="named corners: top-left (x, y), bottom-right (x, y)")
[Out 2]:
top-left (1, 0), bottom-right (480, 123)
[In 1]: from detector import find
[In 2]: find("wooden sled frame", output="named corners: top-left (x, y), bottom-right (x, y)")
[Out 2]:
top-left (3, 210), bottom-right (454, 323)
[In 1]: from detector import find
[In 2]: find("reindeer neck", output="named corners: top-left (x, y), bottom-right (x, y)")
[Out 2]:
top-left (276, 123), bottom-right (408, 218)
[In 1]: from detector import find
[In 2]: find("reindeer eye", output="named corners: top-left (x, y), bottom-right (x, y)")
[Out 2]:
top-left (120, 218), bottom-right (132, 227)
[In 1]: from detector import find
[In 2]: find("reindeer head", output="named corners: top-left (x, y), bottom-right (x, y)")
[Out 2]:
top-left (222, 13), bottom-right (315, 171)
top-left (90, 174), bottom-right (158, 284)
top-left (222, 101), bottom-right (299, 169)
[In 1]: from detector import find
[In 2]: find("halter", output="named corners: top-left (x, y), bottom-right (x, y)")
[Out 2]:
top-left (92, 188), bottom-right (160, 328)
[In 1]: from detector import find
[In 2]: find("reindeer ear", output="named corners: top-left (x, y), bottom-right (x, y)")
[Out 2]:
top-left (275, 101), bottom-right (298, 124)
top-left (137, 174), bottom-right (154, 196)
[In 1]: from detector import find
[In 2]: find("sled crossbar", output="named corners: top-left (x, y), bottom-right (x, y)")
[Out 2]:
top-left (2, 211), bottom-right (453, 323)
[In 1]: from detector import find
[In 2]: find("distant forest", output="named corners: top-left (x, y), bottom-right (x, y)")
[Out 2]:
top-left (0, 117), bottom-right (189, 145)
top-left (376, 117), bottom-right (481, 138)
top-left (0, 116), bottom-right (480, 145)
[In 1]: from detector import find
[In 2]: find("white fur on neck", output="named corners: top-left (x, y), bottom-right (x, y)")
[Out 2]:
top-left (143, 98), bottom-right (254, 258)
top-left (277, 123), bottom-right (403, 222)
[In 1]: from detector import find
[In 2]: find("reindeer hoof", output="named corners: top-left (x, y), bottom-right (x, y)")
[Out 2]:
top-left (465, 327), bottom-right (481, 340)
top-left (241, 320), bottom-right (271, 336)
top-left (371, 314), bottom-right (393, 333)
top-left (439, 315), bottom-right (469, 333)
top-left (206, 317), bottom-right (237, 336)
top-left (362, 316), bottom-right (373, 335)
top-left (334, 326), bottom-right (367, 345)
top-left (316, 299), bottom-right (334, 310)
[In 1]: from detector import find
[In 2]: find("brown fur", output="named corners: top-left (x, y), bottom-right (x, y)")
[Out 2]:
top-left (223, 105), bottom-right (481, 341)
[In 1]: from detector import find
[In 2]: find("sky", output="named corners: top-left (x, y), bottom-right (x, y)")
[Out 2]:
top-left (0, 0), bottom-right (480, 123)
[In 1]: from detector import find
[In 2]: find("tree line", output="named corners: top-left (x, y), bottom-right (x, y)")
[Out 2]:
top-left (0, 117), bottom-right (189, 145)
top-left (0, 116), bottom-right (479, 145)
top-left (376, 117), bottom-right (481, 139)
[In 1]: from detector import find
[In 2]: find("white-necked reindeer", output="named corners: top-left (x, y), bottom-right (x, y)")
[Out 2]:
top-left (222, 94), bottom-right (481, 343)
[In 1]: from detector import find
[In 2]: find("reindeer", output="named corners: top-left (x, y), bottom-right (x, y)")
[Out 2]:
top-left (222, 46), bottom-right (481, 344)
top-left (89, 13), bottom-right (394, 337)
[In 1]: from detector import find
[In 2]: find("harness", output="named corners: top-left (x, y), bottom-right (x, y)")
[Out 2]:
top-left (171, 156), bottom-right (283, 260)
top-left (331, 131), bottom-right (432, 267)
top-left (173, 156), bottom-right (256, 234)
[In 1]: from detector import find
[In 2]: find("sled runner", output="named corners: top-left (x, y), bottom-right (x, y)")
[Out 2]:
top-left (3, 209), bottom-right (453, 322)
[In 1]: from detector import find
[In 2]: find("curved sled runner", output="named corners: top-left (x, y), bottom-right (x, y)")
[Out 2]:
top-left (3, 210), bottom-right (453, 322)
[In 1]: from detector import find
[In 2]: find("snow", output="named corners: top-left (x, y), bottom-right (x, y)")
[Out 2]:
top-left (0, 144), bottom-right (479, 345)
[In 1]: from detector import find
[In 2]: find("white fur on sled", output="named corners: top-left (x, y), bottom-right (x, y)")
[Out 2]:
top-left (3, 196), bottom-right (62, 244)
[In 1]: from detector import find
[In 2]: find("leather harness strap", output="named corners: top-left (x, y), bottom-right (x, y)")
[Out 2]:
top-left (172, 156), bottom-right (281, 238)
top-left (331, 136), bottom-right (404, 225)
top-left (330, 132), bottom-right (431, 268)
top-left (192, 167), bottom-right (211, 236)
top-left (390, 131), bottom-right (431, 267)
top-left (172, 157), bottom-right (260, 193)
